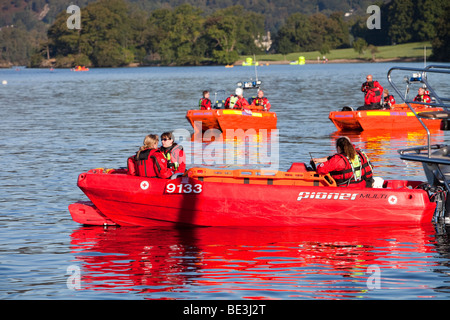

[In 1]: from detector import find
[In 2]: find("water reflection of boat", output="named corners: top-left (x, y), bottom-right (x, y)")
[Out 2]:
top-left (332, 130), bottom-right (445, 164)
top-left (69, 224), bottom-right (438, 298)
top-left (329, 103), bottom-right (444, 131)
top-left (188, 129), bottom-right (278, 169)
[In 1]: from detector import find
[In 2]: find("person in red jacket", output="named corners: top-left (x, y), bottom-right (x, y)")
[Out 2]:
top-left (312, 137), bottom-right (374, 188)
top-left (159, 131), bottom-right (186, 175)
top-left (383, 89), bottom-right (396, 108)
top-left (232, 87), bottom-right (250, 110)
top-left (357, 74), bottom-right (383, 110)
top-left (250, 90), bottom-right (271, 111)
top-left (224, 94), bottom-right (236, 109)
top-left (127, 134), bottom-right (174, 178)
top-left (413, 87), bottom-right (431, 104)
top-left (199, 90), bottom-right (212, 110)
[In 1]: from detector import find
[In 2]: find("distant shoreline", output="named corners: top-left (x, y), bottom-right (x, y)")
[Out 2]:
top-left (235, 57), bottom-right (428, 66)
top-left (0, 57), bottom-right (431, 69)
top-left (1, 41), bottom-right (435, 68)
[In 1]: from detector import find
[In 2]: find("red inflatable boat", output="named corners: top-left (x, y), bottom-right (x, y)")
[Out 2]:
top-left (329, 103), bottom-right (444, 131)
top-left (69, 164), bottom-right (436, 227)
top-left (186, 109), bottom-right (277, 133)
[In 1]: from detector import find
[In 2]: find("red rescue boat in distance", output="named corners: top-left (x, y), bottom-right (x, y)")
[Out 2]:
top-left (186, 108), bottom-right (277, 133)
top-left (69, 164), bottom-right (436, 227)
top-left (329, 103), bottom-right (444, 131)
top-left (71, 65), bottom-right (89, 72)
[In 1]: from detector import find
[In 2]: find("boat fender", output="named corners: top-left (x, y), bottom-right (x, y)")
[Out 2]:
top-left (170, 173), bottom-right (184, 179)
top-left (372, 177), bottom-right (384, 188)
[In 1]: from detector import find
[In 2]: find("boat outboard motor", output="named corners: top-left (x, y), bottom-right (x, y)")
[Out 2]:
top-left (389, 65), bottom-right (450, 225)
top-left (422, 146), bottom-right (450, 186)
top-left (421, 146), bottom-right (450, 223)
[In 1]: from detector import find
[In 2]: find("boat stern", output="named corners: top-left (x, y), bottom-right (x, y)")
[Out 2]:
top-left (329, 110), bottom-right (363, 131)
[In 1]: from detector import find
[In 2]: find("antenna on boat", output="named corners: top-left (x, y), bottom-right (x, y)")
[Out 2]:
top-left (424, 45), bottom-right (426, 67)
top-left (254, 54), bottom-right (259, 84)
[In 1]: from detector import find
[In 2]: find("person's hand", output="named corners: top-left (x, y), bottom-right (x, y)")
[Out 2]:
top-left (312, 157), bottom-right (326, 164)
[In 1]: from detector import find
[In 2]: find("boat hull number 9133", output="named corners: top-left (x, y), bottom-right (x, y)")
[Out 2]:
top-left (165, 182), bottom-right (203, 194)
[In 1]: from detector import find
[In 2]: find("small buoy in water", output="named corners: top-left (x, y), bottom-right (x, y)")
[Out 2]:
top-left (2, 80), bottom-right (7, 85)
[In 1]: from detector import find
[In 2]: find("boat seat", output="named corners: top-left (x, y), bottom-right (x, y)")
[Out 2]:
top-left (384, 180), bottom-right (423, 189)
top-left (287, 163), bottom-right (308, 173)
top-left (417, 111), bottom-right (450, 119)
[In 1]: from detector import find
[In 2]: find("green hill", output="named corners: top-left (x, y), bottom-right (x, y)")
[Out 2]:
top-left (248, 42), bottom-right (432, 63)
top-left (1, 0), bottom-right (447, 66)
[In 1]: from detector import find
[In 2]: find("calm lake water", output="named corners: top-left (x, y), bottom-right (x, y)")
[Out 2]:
top-left (1, 63), bottom-right (450, 301)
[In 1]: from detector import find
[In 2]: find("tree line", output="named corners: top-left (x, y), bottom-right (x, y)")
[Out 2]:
top-left (35, 0), bottom-right (267, 67)
top-left (272, 0), bottom-right (448, 58)
top-left (1, 0), bottom-right (449, 67)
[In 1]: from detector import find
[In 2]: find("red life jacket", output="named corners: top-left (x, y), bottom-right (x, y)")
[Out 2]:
top-left (251, 97), bottom-right (271, 111)
top-left (128, 148), bottom-right (173, 178)
top-left (329, 151), bottom-right (373, 187)
top-left (233, 97), bottom-right (250, 109)
top-left (384, 95), bottom-right (396, 107)
top-left (127, 156), bottom-right (137, 176)
top-left (364, 87), bottom-right (383, 105)
top-left (160, 143), bottom-right (186, 174)
top-left (362, 81), bottom-right (383, 105)
top-left (414, 94), bottom-right (431, 103)
top-left (224, 95), bottom-right (238, 109)
top-left (199, 98), bottom-right (211, 110)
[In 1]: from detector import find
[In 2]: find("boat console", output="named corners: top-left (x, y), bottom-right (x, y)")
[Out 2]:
top-left (388, 65), bottom-right (450, 224)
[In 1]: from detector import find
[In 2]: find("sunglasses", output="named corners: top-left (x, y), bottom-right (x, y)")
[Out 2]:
top-left (161, 138), bottom-right (172, 141)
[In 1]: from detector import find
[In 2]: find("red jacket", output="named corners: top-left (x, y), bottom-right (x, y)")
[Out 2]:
top-left (224, 95), bottom-right (236, 109)
top-left (384, 95), bottom-right (396, 107)
top-left (127, 148), bottom-right (173, 178)
top-left (233, 97), bottom-right (250, 110)
top-left (362, 81), bottom-right (383, 105)
top-left (316, 150), bottom-right (373, 187)
top-left (199, 98), bottom-right (211, 110)
top-left (160, 143), bottom-right (186, 174)
top-left (414, 94), bottom-right (431, 103)
top-left (251, 97), bottom-right (271, 111)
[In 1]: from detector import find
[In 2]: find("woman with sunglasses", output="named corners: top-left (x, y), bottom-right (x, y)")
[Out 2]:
top-left (159, 132), bottom-right (186, 174)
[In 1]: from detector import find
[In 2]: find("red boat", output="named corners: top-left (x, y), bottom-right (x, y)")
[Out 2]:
top-left (69, 164), bottom-right (436, 227)
top-left (71, 65), bottom-right (89, 71)
top-left (186, 109), bottom-right (277, 133)
top-left (329, 103), bottom-right (444, 131)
